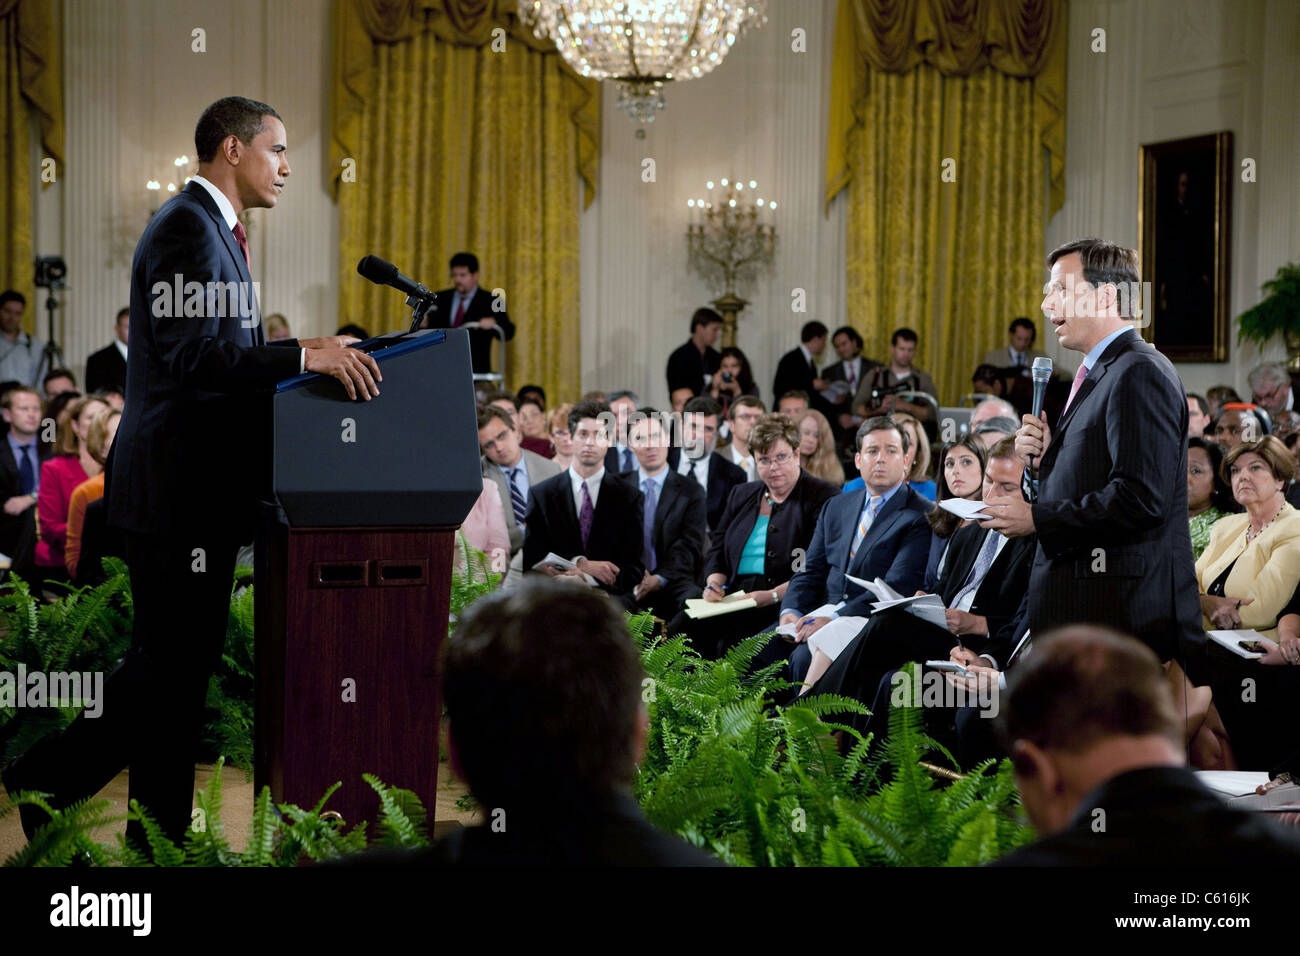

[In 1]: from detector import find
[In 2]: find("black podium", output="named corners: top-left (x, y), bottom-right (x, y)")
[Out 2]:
top-left (254, 328), bottom-right (480, 830)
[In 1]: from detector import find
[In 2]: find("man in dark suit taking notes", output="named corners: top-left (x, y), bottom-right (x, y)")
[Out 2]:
top-left (422, 251), bottom-right (515, 375)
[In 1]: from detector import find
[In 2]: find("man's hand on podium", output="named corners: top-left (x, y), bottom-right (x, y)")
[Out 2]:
top-left (299, 335), bottom-right (362, 350)
top-left (304, 344), bottom-right (382, 401)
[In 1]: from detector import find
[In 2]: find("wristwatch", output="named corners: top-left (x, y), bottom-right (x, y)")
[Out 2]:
top-left (770, 590), bottom-right (779, 605)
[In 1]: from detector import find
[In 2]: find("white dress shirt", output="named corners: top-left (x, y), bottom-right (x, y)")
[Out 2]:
top-left (678, 453), bottom-right (709, 491)
top-left (114, 339), bottom-right (128, 363)
top-left (725, 444), bottom-right (757, 482)
top-left (569, 465), bottom-right (604, 514)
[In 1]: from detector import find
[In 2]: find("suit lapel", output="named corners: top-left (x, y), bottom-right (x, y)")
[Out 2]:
top-left (1050, 330), bottom-right (1138, 444)
top-left (183, 183), bottom-right (260, 344)
top-left (850, 487), bottom-right (907, 573)
top-left (837, 488), bottom-right (867, 569)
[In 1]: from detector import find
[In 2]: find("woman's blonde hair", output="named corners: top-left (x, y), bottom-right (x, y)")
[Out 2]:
top-left (796, 409), bottom-right (844, 485)
top-left (892, 410), bottom-right (931, 482)
top-left (87, 409), bottom-right (121, 466)
top-left (57, 396), bottom-right (108, 456)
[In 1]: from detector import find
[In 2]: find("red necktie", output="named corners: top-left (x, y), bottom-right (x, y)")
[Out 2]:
top-left (453, 295), bottom-right (467, 328)
top-left (232, 221), bottom-right (251, 271)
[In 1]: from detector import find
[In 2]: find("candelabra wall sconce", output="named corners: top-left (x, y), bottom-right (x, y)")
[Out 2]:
top-left (685, 177), bottom-right (777, 348)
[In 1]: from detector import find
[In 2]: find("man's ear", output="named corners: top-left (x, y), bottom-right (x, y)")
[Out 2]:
top-left (1011, 739), bottom-right (1058, 790)
top-left (222, 134), bottom-right (243, 166)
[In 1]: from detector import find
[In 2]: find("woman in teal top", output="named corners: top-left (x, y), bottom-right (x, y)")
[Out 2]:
top-left (1187, 436), bottom-right (1237, 559)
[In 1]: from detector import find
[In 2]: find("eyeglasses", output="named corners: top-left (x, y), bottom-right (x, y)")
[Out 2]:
top-left (756, 452), bottom-right (794, 469)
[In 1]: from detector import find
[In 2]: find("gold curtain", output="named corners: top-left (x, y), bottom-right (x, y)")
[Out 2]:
top-left (0, 0), bottom-right (63, 331)
top-left (827, 0), bottom-right (1065, 407)
top-left (331, 0), bottom-right (600, 403)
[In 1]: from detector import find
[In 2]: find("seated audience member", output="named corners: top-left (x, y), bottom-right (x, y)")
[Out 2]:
top-left (1187, 436), bottom-right (1237, 560)
top-left (626, 409), bottom-right (707, 621)
top-left (972, 417), bottom-right (1019, 451)
top-left (264, 312), bottom-right (292, 341)
top-left (840, 410), bottom-right (934, 500)
top-left (35, 396), bottom-right (109, 583)
top-left (42, 369), bottom-right (77, 402)
top-left (1249, 361), bottom-right (1296, 418)
top-left (65, 408), bottom-right (119, 581)
top-left (669, 415), bottom-right (838, 658)
top-left (666, 396), bottom-right (746, 530)
top-left (1187, 392), bottom-right (1211, 438)
top-left (665, 307), bottom-right (723, 401)
top-left (776, 390), bottom-right (809, 419)
top-left (923, 439), bottom-right (988, 590)
top-left (93, 387), bottom-right (125, 412)
top-left (486, 390), bottom-right (553, 459)
top-left (337, 322), bottom-right (369, 339)
top-left (969, 396), bottom-right (1018, 430)
top-left (546, 402), bottom-right (575, 470)
top-left (851, 327), bottom-right (938, 427)
top-left (516, 384), bottom-right (546, 412)
top-left (0, 386), bottom-right (50, 576)
top-left (523, 399), bottom-right (644, 608)
top-left (795, 409), bottom-right (844, 486)
top-left (776, 416), bottom-right (935, 679)
top-left (357, 580), bottom-right (721, 866)
top-left (982, 316), bottom-right (1049, 371)
top-left (84, 307), bottom-right (129, 394)
top-left (1205, 384), bottom-right (1242, 418)
top-left (670, 388), bottom-right (694, 414)
top-left (516, 396), bottom-right (553, 458)
top-left (719, 395), bottom-right (765, 482)
top-left (457, 477), bottom-right (512, 583)
top-left (971, 363), bottom-right (1009, 398)
top-left (40, 390), bottom-right (80, 455)
top-left (823, 326), bottom-right (879, 432)
top-left (772, 321), bottom-right (828, 405)
top-left (708, 346), bottom-right (760, 419)
top-left (477, 405), bottom-right (563, 567)
top-left (796, 438), bottom-right (1032, 702)
top-left (604, 390), bottom-right (640, 474)
top-left (992, 626), bottom-right (1300, 866)
top-left (1212, 403), bottom-right (1270, 450)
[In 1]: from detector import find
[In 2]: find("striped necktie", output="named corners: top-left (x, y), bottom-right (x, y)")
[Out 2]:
top-left (508, 467), bottom-right (527, 526)
top-left (848, 495), bottom-right (882, 561)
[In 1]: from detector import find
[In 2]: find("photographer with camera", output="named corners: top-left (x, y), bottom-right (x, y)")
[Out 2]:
top-left (707, 346), bottom-right (759, 419)
top-left (0, 291), bottom-right (48, 388)
top-left (851, 327), bottom-right (939, 426)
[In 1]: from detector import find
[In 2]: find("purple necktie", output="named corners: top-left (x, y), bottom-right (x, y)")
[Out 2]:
top-left (579, 480), bottom-right (595, 548)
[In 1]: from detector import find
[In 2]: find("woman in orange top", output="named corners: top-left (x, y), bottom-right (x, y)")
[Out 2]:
top-left (65, 408), bottom-right (120, 580)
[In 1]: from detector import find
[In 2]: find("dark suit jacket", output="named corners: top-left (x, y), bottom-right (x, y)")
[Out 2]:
top-left (705, 471), bottom-right (840, 587)
top-left (634, 470), bottom-right (707, 594)
top-left (0, 437), bottom-right (51, 499)
top-left (605, 445), bottom-right (639, 475)
top-left (107, 182), bottom-right (302, 540)
top-left (336, 793), bottom-right (722, 867)
top-left (782, 484), bottom-right (932, 618)
top-left (84, 343), bottom-right (127, 394)
top-left (523, 469), bottom-right (645, 603)
top-left (666, 447), bottom-right (746, 529)
top-left (666, 340), bottom-right (720, 397)
top-left (0, 437), bottom-right (51, 564)
top-left (992, 766), bottom-right (1300, 866)
top-left (772, 346), bottom-right (817, 402)
top-left (1029, 329), bottom-right (1202, 671)
top-left (423, 287), bottom-right (515, 375)
top-left (934, 523), bottom-right (1036, 645)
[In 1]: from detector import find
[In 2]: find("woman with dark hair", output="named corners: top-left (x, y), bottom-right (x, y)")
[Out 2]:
top-left (708, 346), bottom-right (759, 419)
top-left (923, 439), bottom-right (988, 590)
top-left (1187, 436), bottom-right (1238, 560)
top-left (36, 395), bottom-right (109, 583)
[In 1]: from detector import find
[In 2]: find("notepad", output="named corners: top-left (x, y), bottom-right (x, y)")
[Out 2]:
top-left (845, 574), bottom-right (903, 603)
top-left (938, 497), bottom-right (992, 520)
top-left (684, 591), bottom-right (757, 619)
top-left (871, 592), bottom-right (948, 628)
top-left (1206, 629), bottom-right (1277, 659)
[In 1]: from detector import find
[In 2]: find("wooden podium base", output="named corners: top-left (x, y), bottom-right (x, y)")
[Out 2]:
top-left (254, 514), bottom-right (455, 830)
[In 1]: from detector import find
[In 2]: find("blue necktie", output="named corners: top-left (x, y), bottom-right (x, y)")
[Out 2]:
top-left (621, 448), bottom-right (634, 473)
top-left (17, 444), bottom-right (35, 495)
top-left (642, 478), bottom-right (658, 570)
top-left (508, 467), bottom-right (527, 526)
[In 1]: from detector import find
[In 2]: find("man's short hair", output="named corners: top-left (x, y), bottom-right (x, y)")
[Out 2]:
top-left (998, 626), bottom-right (1182, 757)
top-left (568, 398), bottom-right (611, 436)
top-left (891, 327), bottom-right (918, 346)
top-left (450, 251), bottom-right (479, 273)
top-left (607, 389), bottom-right (639, 407)
top-left (831, 325), bottom-right (863, 349)
top-left (800, 321), bottom-right (828, 343)
top-left (1046, 238), bottom-right (1140, 319)
top-left (476, 404), bottom-right (514, 432)
top-left (985, 436), bottom-right (1020, 465)
top-left (972, 364), bottom-right (1001, 385)
top-left (0, 290), bottom-right (25, 309)
top-left (194, 96), bottom-right (282, 164)
top-left (115, 306), bottom-right (129, 323)
top-left (628, 406), bottom-right (667, 441)
top-left (728, 395), bottom-right (766, 420)
top-left (690, 307), bottom-right (722, 332)
top-left (443, 579), bottom-right (644, 808)
top-left (973, 416), bottom-right (1019, 437)
top-left (43, 368), bottom-right (76, 389)
top-left (777, 390), bottom-right (809, 408)
top-left (855, 415), bottom-right (909, 455)
top-left (483, 389), bottom-right (518, 411)
top-left (1248, 362), bottom-right (1290, 394)
top-left (1187, 392), bottom-right (1208, 417)
top-left (516, 384), bottom-right (546, 410)
top-left (747, 414), bottom-right (800, 457)
top-left (337, 323), bottom-right (369, 339)
top-left (1, 385), bottom-right (39, 409)
top-left (682, 395), bottom-right (722, 420)
top-left (1008, 316), bottom-right (1036, 338)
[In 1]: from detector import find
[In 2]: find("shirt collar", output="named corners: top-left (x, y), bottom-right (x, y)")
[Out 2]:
top-left (7, 432), bottom-right (34, 454)
top-left (863, 481), bottom-right (904, 510)
top-left (190, 174), bottom-right (239, 231)
top-left (638, 465), bottom-right (667, 488)
top-left (1080, 324), bottom-right (1134, 371)
top-left (799, 344), bottom-right (813, 364)
top-left (114, 339), bottom-right (128, 360)
top-left (570, 466), bottom-right (604, 489)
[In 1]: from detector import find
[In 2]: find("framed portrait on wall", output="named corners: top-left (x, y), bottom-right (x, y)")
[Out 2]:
top-left (1138, 132), bottom-right (1233, 362)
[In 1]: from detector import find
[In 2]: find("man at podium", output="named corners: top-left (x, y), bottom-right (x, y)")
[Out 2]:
top-left (2, 96), bottom-right (381, 853)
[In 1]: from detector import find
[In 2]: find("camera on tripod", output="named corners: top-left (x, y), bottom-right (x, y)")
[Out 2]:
top-left (869, 380), bottom-right (910, 403)
top-left (34, 256), bottom-right (67, 290)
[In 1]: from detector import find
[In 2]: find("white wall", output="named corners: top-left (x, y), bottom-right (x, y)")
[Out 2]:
top-left (579, 0), bottom-right (845, 408)
top-left (1045, 0), bottom-right (1300, 395)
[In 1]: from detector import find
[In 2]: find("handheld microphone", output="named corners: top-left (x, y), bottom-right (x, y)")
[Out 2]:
top-left (1025, 356), bottom-right (1053, 502)
top-left (356, 255), bottom-right (432, 300)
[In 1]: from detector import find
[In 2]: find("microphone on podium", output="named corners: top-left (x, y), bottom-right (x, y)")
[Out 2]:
top-left (357, 255), bottom-right (438, 331)
top-left (1024, 356), bottom-right (1053, 502)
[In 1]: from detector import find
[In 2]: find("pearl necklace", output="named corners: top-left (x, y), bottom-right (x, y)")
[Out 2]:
top-left (1246, 501), bottom-right (1288, 544)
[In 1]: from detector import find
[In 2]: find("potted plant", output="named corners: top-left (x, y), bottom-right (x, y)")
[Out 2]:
top-left (1237, 263), bottom-right (1300, 370)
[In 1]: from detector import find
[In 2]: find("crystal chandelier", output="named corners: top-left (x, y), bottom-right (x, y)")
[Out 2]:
top-left (519, 1), bottom-right (768, 124)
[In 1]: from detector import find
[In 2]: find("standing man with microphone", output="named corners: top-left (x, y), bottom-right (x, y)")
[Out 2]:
top-left (977, 238), bottom-right (1203, 674)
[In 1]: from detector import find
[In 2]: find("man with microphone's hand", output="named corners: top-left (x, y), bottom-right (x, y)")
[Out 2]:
top-left (978, 417), bottom-right (1045, 538)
